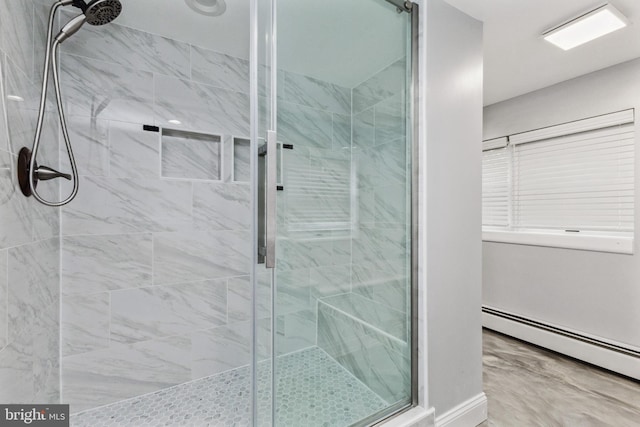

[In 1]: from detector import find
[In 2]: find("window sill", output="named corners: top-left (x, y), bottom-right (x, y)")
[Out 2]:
top-left (482, 229), bottom-right (634, 255)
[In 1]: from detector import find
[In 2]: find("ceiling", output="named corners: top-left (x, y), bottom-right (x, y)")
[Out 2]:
top-left (116, 0), bottom-right (640, 102)
top-left (116, 0), bottom-right (406, 89)
top-left (444, 0), bottom-right (640, 105)
top-left (116, 0), bottom-right (250, 59)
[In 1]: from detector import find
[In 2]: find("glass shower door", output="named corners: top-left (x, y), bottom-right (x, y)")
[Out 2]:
top-left (253, 0), bottom-right (417, 425)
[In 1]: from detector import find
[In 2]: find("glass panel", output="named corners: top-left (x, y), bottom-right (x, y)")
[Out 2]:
top-left (272, 0), bottom-right (414, 425)
top-left (38, 1), bottom-right (258, 425)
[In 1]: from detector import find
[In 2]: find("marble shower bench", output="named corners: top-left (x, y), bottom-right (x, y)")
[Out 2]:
top-left (317, 293), bottom-right (411, 404)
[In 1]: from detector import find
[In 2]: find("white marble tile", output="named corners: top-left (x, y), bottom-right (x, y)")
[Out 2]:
top-left (61, 234), bottom-right (152, 295)
top-left (352, 261), bottom-right (408, 314)
top-left (336, 342), bottom-right (410, 405)
top-left (60, 54), bottom-right (155, 124)
top-left (31, 301), bottom-right (60, 403)
top-left (61, 16), bottom-right (190, 79)
top-left (153, 230), bottom-right (251, 286)
top-left (375, 181), bottom-right (408, 226)
top-left (161, 132), bottom-right (221, 180)
top-left (109, 121), bottom-right (160, 179)
top-left (317, 302), bottom-right (376, 358)
top-left (374, 138), bottom-right (407, 188)
top-left (191, 322), bottom-right (251, 379)
top-left (61, 176), bottom-right (192, 235)
top-left (0, 149), bottom-right (32, 249)
top-left (277, 236), bottom-right (334, 271)
top-left (0, 58), bottom-right (8, 155)
top-left (331, 232), bottom-right (352, 266)
top-left (62, 335), bottom-right (191, 412)
top-left (3, 54), bottom-right (39, 156)
top-left (0, 324), bottom-right (34, 402)
top-left (353, 58), bottom-right (406, 114)
top-left (276, 268), bottom-right (312, 316)
top-left (0, 282), bottom-right (60, 404)
top-left (233, 137), bottom-right (250, 182)
top-left (356, 184), bottom-right (376, 226)
top-left (227, 276), bottom-right (251, 323)
top-left (354, 147), bottom-right (377, 193)
top-left (309, 265), bottom-right (351, 300)
top-left (193, 182), bottom-right (251, 231)
top-left (228, 272), bottom-right (272, 323)
top-left (61, 292), bottom-right (110, 357)
top-left (154, 74), bottom-right (250, 136)
top-left (30, 114), bottom-right (60, 242)
top-left (0, 309), bottom-right (61, 403)
top-left (0, 0), bottom-right (34, 79)
top-left (276, 309), bottom-right (316, 356)
top-left (278, 101), bottom-right (333, 150)
top-left (353, 108), bottom-right (375, 150)
top-left (374, 92), bottom-right (406, 145)
top-left (317, 300), bottom-right (410, 404)
top-left (321, 293), bottom-right (407, 341)
top-left (60, 115), bottom-right (109, 177)
top-left (191, 46), bottom-right (249, 93)
top-left (0, 250), bottom-right (7, 350)
top-left (33, 1), bottom-right (60, 94)
top-left (7, 239), bottom-right (59, 342)
top-left (352, 226), bottom-right (407, 268)
top-left (332, 113), bottom-right (351, 151)
top-left (110, 280), bottom-right (227, 344)
top-left (283, 72), bottom-right (351, 115)
top-left (255, 317), bottom-right (272, 363)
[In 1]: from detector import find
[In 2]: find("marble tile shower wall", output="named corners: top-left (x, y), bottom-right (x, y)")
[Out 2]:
top-left (57, 18), bottom-right (253, 413)
top-left (0, 0), bottom-right (61, 404)
top-left (351, 58), bottom-right (409, 317)
top-left (56, 16), bottom-right (354, 412)
top-left (316, 57), bottom-right (411, 404)
top-left (276, 70), bottom-right (353, 356)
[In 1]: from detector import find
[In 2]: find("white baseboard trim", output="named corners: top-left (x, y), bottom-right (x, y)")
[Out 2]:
top-left (483, 311), bottom-right (640, 380)
top-left (435, 393), bottom-right (487, 427)
top-left (381, 406), bottom-right (435, 427)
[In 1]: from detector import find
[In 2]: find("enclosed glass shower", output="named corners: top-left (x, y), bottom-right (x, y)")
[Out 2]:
top-left (0, 0), bottom-right (417, 425)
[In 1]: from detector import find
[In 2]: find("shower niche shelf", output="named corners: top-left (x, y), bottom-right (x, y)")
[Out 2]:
top-left (161, 128), bottom-right (222, 181)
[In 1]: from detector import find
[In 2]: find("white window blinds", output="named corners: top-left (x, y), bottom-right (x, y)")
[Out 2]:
top-left (482, 110), bottom-right (635, 233)
top-left (482, 138), bottom-right (510, 227)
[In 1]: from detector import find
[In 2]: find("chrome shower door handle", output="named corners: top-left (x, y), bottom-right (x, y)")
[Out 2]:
top-left (258, 130), bottom-right (277, 268)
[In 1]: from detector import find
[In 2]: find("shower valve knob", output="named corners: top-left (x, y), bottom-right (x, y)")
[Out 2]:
top-left (36, 165), bottom-right (72, 181)
top-left (17, 147), bottom-right (72, 198)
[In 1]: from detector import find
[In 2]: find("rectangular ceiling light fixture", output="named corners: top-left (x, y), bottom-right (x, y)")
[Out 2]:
top-left (542, 3), bottom-right (628, 50)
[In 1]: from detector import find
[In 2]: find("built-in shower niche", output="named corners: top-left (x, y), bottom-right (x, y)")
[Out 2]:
top-left (161, 128), bottom-right (222, 180)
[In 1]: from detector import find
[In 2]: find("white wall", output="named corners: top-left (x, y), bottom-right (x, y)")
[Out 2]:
top-left (483, 58), bottom-right (640, 352)
top-left (425, 0), bottom-right (485, 420)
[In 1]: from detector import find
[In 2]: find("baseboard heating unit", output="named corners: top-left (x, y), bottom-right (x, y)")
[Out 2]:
top-left (482, 306), bottom-right (640, 380)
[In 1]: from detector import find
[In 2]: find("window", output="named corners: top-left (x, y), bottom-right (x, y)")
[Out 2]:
top-left (482, 110), bottom-right (635, 254)
top-left (482, 137), bottom-right (510, 228)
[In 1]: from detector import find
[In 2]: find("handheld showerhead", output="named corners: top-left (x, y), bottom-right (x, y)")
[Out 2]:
top-left (55, 0), bottom-right (122, 43)
top-left (84, 0), bottom-right (122, 26)
top-left (19, 0), bottom-right (124, 207)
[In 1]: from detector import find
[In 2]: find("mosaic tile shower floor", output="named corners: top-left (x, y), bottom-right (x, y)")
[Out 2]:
top-left (71, 347), bottom-right (388, 427)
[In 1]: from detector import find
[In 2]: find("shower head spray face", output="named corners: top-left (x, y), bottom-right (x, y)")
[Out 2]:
top-left (56, 0), bottom-right (122, 43)
top-left (84, 0), bottom-right (122, 25)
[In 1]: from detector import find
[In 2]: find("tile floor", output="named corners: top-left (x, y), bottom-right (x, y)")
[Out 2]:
top-left (71, 347), bottom-right (387, 427)
top-left (481, 329), bottom-right (640, 427)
